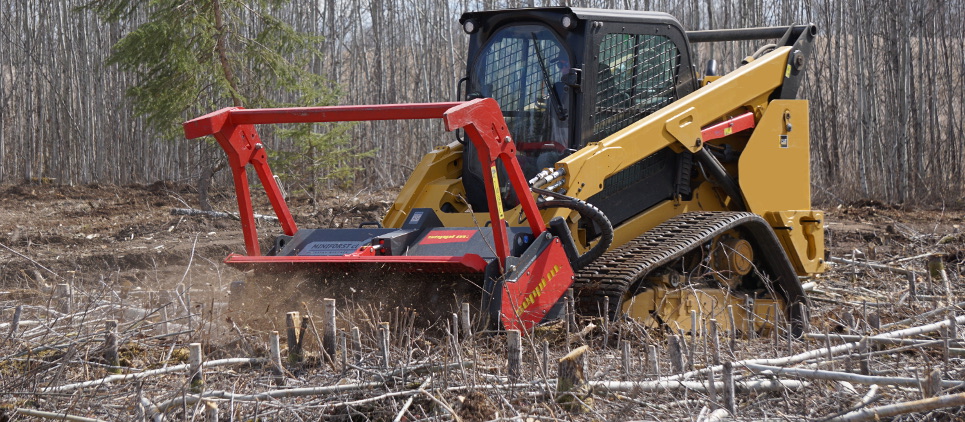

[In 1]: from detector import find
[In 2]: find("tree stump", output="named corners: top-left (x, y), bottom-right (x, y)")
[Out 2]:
top-left (378, 322), bottom-right (391, 369)
top-left (7, 304), bottom-right (22, 340)
top-left (927, 255), bottom-right (945, 282)
top-left (323, 298), bottom-right (337, 358)
top-left (188, 343), bottom-right (204, 393)
top-left (507, 329), bottom-right (522, 381)
top-left (621, 340), bottom-right (631, 380)
top-left (723, 361), bottom-right (736, 414)
top-left (907, 271), bottom-right (918, 300)
top-left (461, 302), bottom-right (473, 339)
top-left (668, 335), bottom-right (685, 374)
top-left (286, 312), bottom-right (302, 364)
top-left (647, 344), bottom-right (660, 375)
top-left (203, 399), bottom-right (219, 422)
top-left (269, 331), bottom-right (285, 386)
top-left (54, 283), bottom-right (72, 314)
top-left (104, 320), bottom-right (120, 374)
top-left (709, 319), bottom-right (721, 366)
top-left (923, 367), bottom-right (942, 398)
top-left (351, 326), bottom-right (363, 363)
top-left (557, 345), bottom-right (592, 412)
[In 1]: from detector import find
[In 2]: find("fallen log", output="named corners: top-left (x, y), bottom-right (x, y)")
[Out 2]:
top-left (804, 333), bottom-right (965, 355)
top-left (171, 208), bottom-right (278, 222)
top-left (13, 408), bottom-right (107, 422)
top-left (829, 256), bottom-right (915, 275)
top-left (591, 379), bottom-right (808, 394)
top-left (805, 333), bottom-right (965, 347)
top-left (155, 382), bottom-right (384, 412)
top-left (883, 301), bottom-right (965, 330)
top-left (825, 392), bottom-right (965, 422)
top-left (666, 315), bottom-right (965, 382)
top-left (41, 357), bottom-right (266, 393)
top-left (743, 363), bottom-right (965, 389)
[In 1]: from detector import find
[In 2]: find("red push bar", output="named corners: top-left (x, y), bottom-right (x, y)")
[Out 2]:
top-left (183, 99), bottom-right (546, 270)
top-left (701, 112), bottom-right (756, 143)
top-left (184, 103), bottom-right (463, 138)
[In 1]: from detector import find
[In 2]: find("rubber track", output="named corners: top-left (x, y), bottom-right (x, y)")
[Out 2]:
top-left (572, 211), bottom-right (806, 331)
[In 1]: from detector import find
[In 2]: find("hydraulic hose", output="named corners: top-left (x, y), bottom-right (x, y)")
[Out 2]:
top-left (740, 43), bottom-right (777, 65)
top-left (696, 148), bottom-right (748, 211)
top-left (531, 187), bottom-right (613, 270)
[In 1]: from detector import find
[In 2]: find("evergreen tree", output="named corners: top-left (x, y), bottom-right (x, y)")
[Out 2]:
top-left (85, 0), bottom-right (366, 209)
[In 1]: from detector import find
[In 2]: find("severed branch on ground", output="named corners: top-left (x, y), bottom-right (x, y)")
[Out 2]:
top-left (170, 207), bottom-right (278, 222)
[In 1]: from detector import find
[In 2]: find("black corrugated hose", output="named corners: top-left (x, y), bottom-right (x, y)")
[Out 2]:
top-left (530, 186), bottom-right (614, 270)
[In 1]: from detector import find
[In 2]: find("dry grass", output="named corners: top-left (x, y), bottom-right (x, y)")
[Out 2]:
top-left (2, 192), bottom-right (964, 421)
top-left (1, 251), bottom-right (964, 421)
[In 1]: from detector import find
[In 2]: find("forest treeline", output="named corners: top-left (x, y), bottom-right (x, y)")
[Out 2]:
top-left (1, 0), bottom-right (962, 205)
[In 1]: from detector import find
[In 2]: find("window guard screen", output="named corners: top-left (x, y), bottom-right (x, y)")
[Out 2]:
top-left (469, 25), bottom-right (570, 178)
top-left (470, 26), bottom-right (568, 148)
top-left (593, 34), bottom-right (681, 142)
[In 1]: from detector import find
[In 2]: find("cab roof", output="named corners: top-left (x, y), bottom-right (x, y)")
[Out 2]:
top-left (459, 7), bottom-right (684, 28)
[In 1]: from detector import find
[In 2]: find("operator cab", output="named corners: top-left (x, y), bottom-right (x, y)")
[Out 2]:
top-left (466, 24), bottom-right (573, 178)
top-left (459, 7), bottom-right (697, 212)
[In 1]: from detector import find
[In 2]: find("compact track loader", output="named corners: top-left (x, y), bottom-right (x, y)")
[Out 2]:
top-left (184, 7), bottom-right (825, 336)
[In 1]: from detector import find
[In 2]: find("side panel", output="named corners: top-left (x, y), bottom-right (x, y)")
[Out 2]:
top-left (585, 148), bottom-right (686, 228)
top-left (622, 286), bottom-right (781, 335)
top-left (738, 100), bottom-right (811, 212)
top-left (738, 100), bottom-right (826, 275)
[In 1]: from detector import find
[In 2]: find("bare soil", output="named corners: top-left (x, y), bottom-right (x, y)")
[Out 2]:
top-left (2, 183), bottom-right (960, 290)
top-left (1, 182), bottom-right (964, 421)
top-left (0, 182), bottom-right (394, 292)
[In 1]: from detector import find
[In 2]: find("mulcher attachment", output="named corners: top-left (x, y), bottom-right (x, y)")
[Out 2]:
top-left (183, 99), bottom-right (576, 333)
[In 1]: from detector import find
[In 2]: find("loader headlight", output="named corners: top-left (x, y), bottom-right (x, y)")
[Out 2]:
top-left (463, 19), bottom-right (478, 34)
top-left (561, 15), bottom-right (577, 30)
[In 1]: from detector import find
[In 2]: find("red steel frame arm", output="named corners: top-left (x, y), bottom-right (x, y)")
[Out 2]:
top-left (443, 99), bottom-right (548, 270)
top-left (183, 108), bottom-right (297, 256)
top-left (183, 99), bottom-right (545, 269)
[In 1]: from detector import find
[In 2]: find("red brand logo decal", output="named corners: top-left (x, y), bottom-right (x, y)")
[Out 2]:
top-left (420, 230), bottom-right (476, 245)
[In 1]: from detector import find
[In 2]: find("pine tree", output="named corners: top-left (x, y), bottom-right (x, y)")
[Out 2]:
top-left (85, 0), bottom-right (367, 209)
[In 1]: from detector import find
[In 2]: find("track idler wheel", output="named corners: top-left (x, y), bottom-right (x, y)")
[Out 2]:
top-left (709, 232), bottom-right (755, 289)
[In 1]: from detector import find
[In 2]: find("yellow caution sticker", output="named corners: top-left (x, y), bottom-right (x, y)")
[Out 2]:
top-left (490, 165), bottom-right (505, 220)
top-left (515, 264), bottom-right (562, 316)
top-left (785, 64), bottom-right (791, 78)
top-left (724, 126), bottom-right (733, 136)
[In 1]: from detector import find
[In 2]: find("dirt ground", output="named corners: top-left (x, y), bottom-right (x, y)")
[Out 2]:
top-left (0, 182), bottom-right (395, 293)
top-left (1, 182), bottom-right (961, 293)
top-left (1, 182), bottom-right (964, 421)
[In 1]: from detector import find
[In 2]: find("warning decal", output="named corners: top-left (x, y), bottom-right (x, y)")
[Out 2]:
top-left (419, 229), bottom-right (477, 245)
